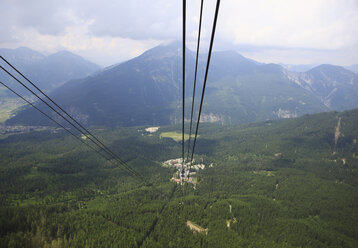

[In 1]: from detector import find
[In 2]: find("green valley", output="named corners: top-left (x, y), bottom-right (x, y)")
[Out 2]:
top-left (0, 98), bottom-right (25, 123)
top-left (1, 109), bottom-right (357, 247)
top-left (2, 2), bottom-right (357, 247)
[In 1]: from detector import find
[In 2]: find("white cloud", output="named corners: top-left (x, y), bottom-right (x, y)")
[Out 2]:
top-left (0, 0), bottom-right (357, 66)
top-left (1, 19), bottom-right (162, 67)
top-left (218, 0), bottom-right (358, 50)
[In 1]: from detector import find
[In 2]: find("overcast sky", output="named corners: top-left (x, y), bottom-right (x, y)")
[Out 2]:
top-left (0, 0), bottom-right (357, 67)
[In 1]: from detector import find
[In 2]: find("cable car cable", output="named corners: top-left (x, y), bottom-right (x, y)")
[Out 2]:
top-left (0, 65), bottom-right (144, 181)
top-left (0, 56), bottom-right (144, 181)
top-left (190, 0), bottom-right (221, 163)
top-left (181, 0), bottom-right (186, 183)
top-left (186, 0), bottom-right (204, 173)
top-left (0, 80), bottom-right (142, 181)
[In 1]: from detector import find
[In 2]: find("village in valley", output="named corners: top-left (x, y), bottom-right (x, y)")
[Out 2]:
top-left (162, 158), bottom-right (213, 186)
top-left (143, 126), bottom-right (213, 186)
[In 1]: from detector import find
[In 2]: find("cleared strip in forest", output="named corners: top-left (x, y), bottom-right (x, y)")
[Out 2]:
top-left (333, 117), bottom-right (342, 153)
top-left (137, 184), bottom-right (178, 248)
top-left (186, 220), bottom-right (208, 235)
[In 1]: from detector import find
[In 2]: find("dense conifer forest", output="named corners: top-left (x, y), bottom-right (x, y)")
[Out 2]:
top-left (1, 109), bottom-right (358, 247)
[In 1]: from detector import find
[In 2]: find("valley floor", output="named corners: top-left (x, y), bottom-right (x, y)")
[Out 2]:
top-left (1, 109), bottom-right (358, 247)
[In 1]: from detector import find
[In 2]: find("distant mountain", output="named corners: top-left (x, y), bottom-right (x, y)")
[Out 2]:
top-left (202, 56), bottom-right (327, 124)
top-left (280, 63), bottom-right (317, 72)
top-left (8, 42), bottom-right (187, 126)
top-left (8, 42), bottom-right (329, 127)
top-left (346, 64), bottom-right (358, 74)
top-left (0, 47), bottom-right (101, 95)
top-left (0, 47), bottom-right (45, 65)
top-left (286, 64), bottom-right (358, 111)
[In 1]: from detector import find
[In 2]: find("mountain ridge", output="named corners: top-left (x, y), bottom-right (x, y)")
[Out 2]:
top-left (285, 64), bottom-right (358, 110)
top-left (0, 47), bottom-right (101, 94)
top-left (6, 42), bottom-right (358, 127)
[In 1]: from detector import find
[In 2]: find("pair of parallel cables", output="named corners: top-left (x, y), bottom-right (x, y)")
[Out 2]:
top-left (0, 0), bottom-right (221, 184)
top-left (182, 0), bottom-right (221, 176)
top-left (0, 56), bottom-right (147, 184)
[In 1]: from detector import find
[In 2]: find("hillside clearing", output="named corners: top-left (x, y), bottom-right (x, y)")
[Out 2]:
top-left (186, 220), bottom-right (208, 235)
top-left (0, 99), bottom-right (25, 123)
top-left (160, 132), bottom-right (193, 142)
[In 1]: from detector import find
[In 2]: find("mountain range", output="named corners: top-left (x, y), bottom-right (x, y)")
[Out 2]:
top-left (286, 64), bottom-right (358, 111)
top-left (0, 47), bottom-right (100, 96)
top-left (1, 102), bottom-right (358, 247)
top-left (5, 42), bottom-right (358, 127)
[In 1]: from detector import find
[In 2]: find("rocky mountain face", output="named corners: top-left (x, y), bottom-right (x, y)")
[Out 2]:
top-left (285, 64), bottom-right (358, 111)
top-left (6, 42), bottom-right (358, 127)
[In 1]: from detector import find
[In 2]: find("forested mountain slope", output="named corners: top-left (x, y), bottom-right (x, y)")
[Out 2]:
top-left (7, 42), bottom-right (329, 127)
top-left (286, 64), bottom-right (358, 111)
top-left (1, 108), bottom-right (357, 247)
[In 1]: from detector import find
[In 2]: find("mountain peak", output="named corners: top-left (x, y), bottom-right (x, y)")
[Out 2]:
top-left (308, 64), bottom-right (357, 81)
top-left (160, 40), bottom-right (182, 48)
top-left (0, 46), bottom-right (101, 94)
top-left (211, 50), bottom-right (259, 64)
top-left (15, 46), bottom-right (42, 54)
top-left (47, 50), bottom-right (86, 61)
top-left (140, 41), bottom-right (185, 60)
top-left (309, 64), bottom-right (346, 72)
top-left (0, 46), bottom-right (45, 63)
top-left (43, 50), bottom-right (100, 72)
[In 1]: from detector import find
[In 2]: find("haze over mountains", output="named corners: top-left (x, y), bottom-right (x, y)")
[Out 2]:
top-left (286, 65), bottom-right (358, 111)
top-left (346, 64), bottom-right (358, 74)
top-left (280, 64), bottom-right (317, 72)
top-left (3, 42), bottom-right (358, 127)
top-left (0, 47), bottom-right (100, 96)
